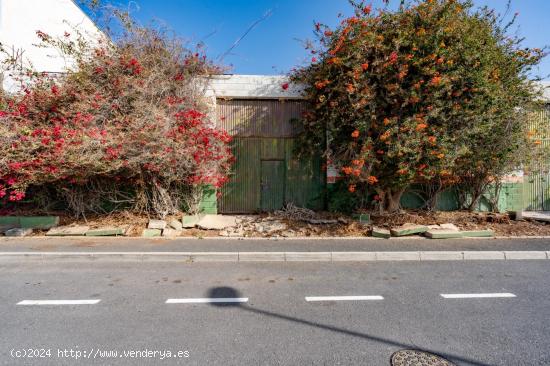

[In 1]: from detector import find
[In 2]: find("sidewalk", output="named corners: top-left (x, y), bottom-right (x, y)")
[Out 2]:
top-left (0, 236), bottom-right (549, 262)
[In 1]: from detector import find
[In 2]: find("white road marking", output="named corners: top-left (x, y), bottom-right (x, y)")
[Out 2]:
top-left (305, 295), bottom-right (384, 302)
top-left (17, 299), bottom-right (101, 305)
top-left (440, 293), bottom-right (516, 299)
top-left (165, 298), bottom-right (248, 304)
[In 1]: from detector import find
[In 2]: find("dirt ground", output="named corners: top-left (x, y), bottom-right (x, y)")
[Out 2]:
top-left (18, 209), bottom-right (550, 237)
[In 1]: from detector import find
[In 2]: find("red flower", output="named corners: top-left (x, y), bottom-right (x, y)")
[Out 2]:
top-left (281, 83), bottom-right (289, 90)
top-left (389, 51), bottom-right (398, 64)
top-left (363, 4), bottom-right (372, 15)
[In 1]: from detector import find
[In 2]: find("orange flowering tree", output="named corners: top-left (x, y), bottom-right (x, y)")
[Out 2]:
top-left (291, 0), bottom-right (545, 213)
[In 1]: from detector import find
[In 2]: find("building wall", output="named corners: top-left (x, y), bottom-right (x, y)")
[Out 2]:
top-left (0, 0), bottom-right (102, 91)
top-left (214, 98), bottom-right (324, 213)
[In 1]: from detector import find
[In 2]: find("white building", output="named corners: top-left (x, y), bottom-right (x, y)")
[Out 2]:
top-left (0, 0), bottom-right (102, 91)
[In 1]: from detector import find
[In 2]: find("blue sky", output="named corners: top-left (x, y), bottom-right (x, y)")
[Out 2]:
top-left (89, 0), bottom-right (550, 78)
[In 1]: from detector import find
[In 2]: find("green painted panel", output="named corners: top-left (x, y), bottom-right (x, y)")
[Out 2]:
top-left (524, 106), bottom-right (550, 211)
top-left (260, 160), bottom-right (285, 211)
top-left (218, 138), bottom-right (261, 213)
top-left (285, 140), bottom-right (325, 210)
top-left (261, 138), bottom-right (286, 160)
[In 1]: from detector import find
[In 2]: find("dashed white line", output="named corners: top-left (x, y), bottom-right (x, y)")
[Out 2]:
top-left (165, 298), bottom-right (248, 304)
top-left (440, 293), bottom-right (516, 299)
top-left (17, 299), bottom-right (101, 305)
top-left (305, 295), bottom-right (384, 302)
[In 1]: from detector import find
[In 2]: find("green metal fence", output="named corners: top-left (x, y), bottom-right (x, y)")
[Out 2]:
top-left (523, 106), bottom-right (550, 211)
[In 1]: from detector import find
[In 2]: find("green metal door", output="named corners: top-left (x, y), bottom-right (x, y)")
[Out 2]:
top-left (260, 160), bottom-right (285, 211)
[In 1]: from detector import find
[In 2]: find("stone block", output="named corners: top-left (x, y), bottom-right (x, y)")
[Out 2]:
top-left (390, 223), bottom-right (428, 236)
top-left (4, 228), bottom-right (33, 237)
top-left (461, 230), bottom-right (494, 237)
top-left (168, 219), bottom-right (183, 231)
top-left (20, 216), bottom-right (59, 229)
top-left (148, 220), bottom-right (167, 230)
top-left (46, 225), bottom-right (89, 236)
top-left (425, 230), bottom-right (464, 239)
top-left (142, 228), bottom-right (162, 237)
top-left (162, 228), bottom-right (181, 237)
top-left (439, 223), bottom-right (460, 231)
top-left (197, 214), bottom-right (237, 230)
top-left (182, 214), bottom-right (202, 228)
top-left (372, 227), bottom-right (391, 239)
top-left (85, 227), bottom-right (125, 236)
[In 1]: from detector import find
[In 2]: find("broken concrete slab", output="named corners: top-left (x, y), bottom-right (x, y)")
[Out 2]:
top-left (168, 219), bottom-right (183, 231)
top-left (439, 223), bottom-right (460, 231)
top-left (142, 228), bottom-right (162, 237)
top-left (182, 214), bottom-right (202, 228)
top-left (85, 227), bottom-right (125, 236)
top-left (148, 220), bottom-right (167, 230)
top-left (521, 211), bottom-right (550, 223)
top-left (425, 230), bottom-right (464, 239)
top-left (197, 215), bottom-right (237, 230)
top-left (462, 229), bottom-right (494, 237)
top-left (46, 226), bottom-right (89, 236)
top-left (162, 228), bottom-right (181, 237)
top-left (254, 221), bottom-right (287, 234)
top-left (4, 228), bottom-right (33, 237)
top-left (390, 223), bottom-right (429, 237)
top-left (372, 227), bottom-right (391, 239)
top-left (0, 224), bottom-right (18, 233)
top-left (219, 227), bottom-right (245, 237)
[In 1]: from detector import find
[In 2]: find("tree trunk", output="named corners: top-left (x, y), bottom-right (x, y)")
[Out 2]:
top-left (376, 187), bottom-right (405, 214)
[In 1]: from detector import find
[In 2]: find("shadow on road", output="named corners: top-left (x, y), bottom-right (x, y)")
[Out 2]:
top-left (206, 286), bottom-right (488, 366)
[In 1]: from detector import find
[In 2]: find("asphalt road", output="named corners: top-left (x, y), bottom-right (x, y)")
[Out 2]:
top-left (0, 260), bottom-right (549, 365)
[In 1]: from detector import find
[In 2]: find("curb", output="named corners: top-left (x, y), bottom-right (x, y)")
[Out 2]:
top-left (3, 235), bottom-right (550, 241)
top-left (0, 251), bottom-right (548, 262)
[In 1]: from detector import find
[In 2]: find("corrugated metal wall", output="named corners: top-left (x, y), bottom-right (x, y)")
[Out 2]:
top-left (216, 99), bottom-right (325, 213)
top-left (524, 106), bottom-right (550, 211)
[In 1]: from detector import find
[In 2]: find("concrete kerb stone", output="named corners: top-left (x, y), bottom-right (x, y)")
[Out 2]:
top-left (376, 251), bottom-right (421, 261)
top-left (285, 252), bottom-right (332, 262)
top-left (238, 252), bottom-right (286, 261)
top-left (463, 251), bottom-right (505, 260)
top-left (331, 251), bottom-right (377, 261)
top-left (504, 251), bottom-right (548, 260)
top-left (0, 250), bottom-right (549, 262)
top-left (420, 251), bottom-right (464, 261)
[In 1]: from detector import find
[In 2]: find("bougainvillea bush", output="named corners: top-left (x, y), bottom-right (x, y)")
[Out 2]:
top-left (0, 15), bottom-right (233, 217)
top-left (291, 0), bottom-right (545, 213)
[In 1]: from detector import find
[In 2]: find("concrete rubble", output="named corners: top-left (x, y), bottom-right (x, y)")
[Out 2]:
top-left (148, 220), bottom-right (167, 230)
top-left (196, 214), bottom-right (237, 230)
top-left (5, 228), bottom-right (33, 237)
top-left (390, 223), bottom-right (429, 237)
